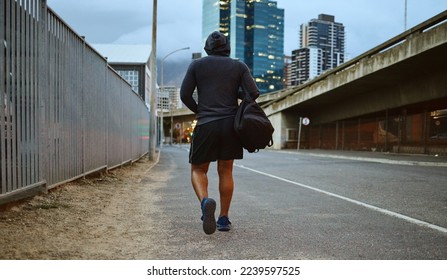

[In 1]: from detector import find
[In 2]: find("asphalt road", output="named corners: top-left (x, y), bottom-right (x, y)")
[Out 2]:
top-left (148, 146), bottom-right (447, 259)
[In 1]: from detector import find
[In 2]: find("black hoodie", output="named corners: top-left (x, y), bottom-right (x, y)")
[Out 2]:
top-left (180, 31), bottom-right (259, 126)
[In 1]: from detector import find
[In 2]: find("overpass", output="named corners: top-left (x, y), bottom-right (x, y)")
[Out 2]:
top-left (169, 11), bottom-right (447, 155)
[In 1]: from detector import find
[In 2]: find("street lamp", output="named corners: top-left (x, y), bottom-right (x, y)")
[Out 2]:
top-left (149, 0), bottom-right (157, 161)
top-left (160, 46), bottom-right (190, 147)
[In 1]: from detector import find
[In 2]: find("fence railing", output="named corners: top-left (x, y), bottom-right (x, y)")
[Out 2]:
top-left (1, 0), bottom-right (150, 204)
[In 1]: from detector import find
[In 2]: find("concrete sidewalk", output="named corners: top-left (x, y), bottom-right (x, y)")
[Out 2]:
top-left (272, 149), bottom-right (447, 167)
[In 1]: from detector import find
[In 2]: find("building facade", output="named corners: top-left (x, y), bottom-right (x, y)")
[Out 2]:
top-left (93, 44), bottom-right (152, 105)
top-left (291, 14), bottom-right (345, 86)
top-left (202, 0), bottom-right (284, 94)
top-left (292, 46), bottom-right (322, 85)
top-left (158, 86), bottom-right (180, 110)
top-left (283, 55), bottom-right (292, 89)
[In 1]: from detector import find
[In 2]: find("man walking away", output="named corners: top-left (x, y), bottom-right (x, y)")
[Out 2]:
top-left (180, 31), bottom-right (259, 234)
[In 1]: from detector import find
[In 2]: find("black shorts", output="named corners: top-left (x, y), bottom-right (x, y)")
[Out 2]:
top-left (189, 117), bottom-right (243, 164)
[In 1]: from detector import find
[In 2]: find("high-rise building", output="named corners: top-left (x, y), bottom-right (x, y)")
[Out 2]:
top-left (292, 47), bottom-right (322, 85)
top-left (291, 14), bottom-right (345, 85)
top-left (283, 55), bottom-right (292, 89)
top-left (202, 0), bottom-right (284, 94)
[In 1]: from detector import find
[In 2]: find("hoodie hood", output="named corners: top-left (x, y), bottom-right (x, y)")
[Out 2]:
top-left (204, 31), bottom-right (231, 56)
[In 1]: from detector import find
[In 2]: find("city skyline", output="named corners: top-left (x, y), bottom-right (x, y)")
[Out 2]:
top-left (47, 0), bottom-right (446, 60)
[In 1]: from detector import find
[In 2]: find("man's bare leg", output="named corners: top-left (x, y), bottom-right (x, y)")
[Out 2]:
top-left (191, 162), bottom-right (216, 234)
top-left (191, 162), bottom-right (211, 202)
top-left (217, 159), bottom-right (234, 217)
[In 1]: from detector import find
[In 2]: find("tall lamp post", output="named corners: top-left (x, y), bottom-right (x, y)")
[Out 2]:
top-left (149, 0), bottom-right (157, 160)
top-left (160, 46), bottom-right (190, 147)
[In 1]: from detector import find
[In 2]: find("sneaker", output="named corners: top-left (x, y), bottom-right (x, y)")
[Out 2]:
top-left (201, 198), bottom-right (216, 235)
top-left (217, 216), bottom-right (232, 231)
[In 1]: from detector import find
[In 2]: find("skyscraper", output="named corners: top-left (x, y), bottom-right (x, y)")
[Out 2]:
top-left (202, 0), bottom-right (284, 94)
top-left (291, 14), bottom-right (345, 85)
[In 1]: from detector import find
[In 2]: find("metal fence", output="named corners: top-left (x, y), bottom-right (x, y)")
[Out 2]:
top-left (1, 0), bottom-right (150, 203)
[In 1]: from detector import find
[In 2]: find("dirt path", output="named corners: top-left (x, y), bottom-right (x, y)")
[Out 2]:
top-left (0, 154), bottom-right (165, 260)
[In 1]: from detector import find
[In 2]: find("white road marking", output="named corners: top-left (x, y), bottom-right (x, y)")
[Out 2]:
top-left (235, 164), bottom-right (447, 234)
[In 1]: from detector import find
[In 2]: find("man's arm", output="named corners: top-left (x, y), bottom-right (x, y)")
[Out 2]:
top-left (180, 64), bottom-right (198, 113)
top-left (240, 63), bottom-right (260, 101)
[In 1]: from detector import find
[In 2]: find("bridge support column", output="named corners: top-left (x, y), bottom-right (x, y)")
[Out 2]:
top-left (269, 111), bottom-right (305, 150)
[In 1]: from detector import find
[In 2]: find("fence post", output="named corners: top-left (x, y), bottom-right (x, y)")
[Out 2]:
top-left (38, 0), bottom-right (49, 189)
top-left (81, 36), bottom-right (86, 177)
top-left (0, 0), bottom-right (6, 193)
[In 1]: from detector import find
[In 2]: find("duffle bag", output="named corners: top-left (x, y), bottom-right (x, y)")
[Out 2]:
top-left (234, 96), bottom-right (274, 153)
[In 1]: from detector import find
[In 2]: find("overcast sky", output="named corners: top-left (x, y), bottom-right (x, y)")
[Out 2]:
top-left (47, 0), bottom-right (446, 61)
